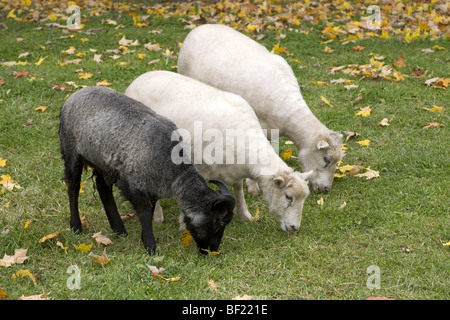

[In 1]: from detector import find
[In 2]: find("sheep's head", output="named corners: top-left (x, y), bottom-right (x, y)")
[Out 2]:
top-left (183, 180), bottom-right (235, 254)
top-left (298, 130), bottom-right (344, 193)
top-left (263, 170), bottom-right (312, 232)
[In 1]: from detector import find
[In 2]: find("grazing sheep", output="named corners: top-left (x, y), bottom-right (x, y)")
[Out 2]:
top-left (59, 86), bottom-right (235, 255)
top-left (178, 24), bottom-right (344, 193)
top-left (126, 71), bottom-right (312, 232)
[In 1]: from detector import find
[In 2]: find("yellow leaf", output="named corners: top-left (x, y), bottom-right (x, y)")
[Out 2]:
top-left (137, 53), bottom-right (146, 59)
top-left (334, 173), bottom-right (346, 178)
top-left (34, 56), bottom-right (47, 66)
top-left (202, 249), bottom-right (221, 256)
top-left (378, 118), bottom-right (390, 126)
top-left (181, 230), bottom-right (192, 247)
top-left (427, 106), bottom-right (444, 113)
top-left (0, 158), bottom-right (6, 167)
top-left (443, 241), bottom-right (450, 246)
top-left (96, 80), bottom-right (111, 87)
top-left (23, 219), bottom-right (32, 229)
top-left (280, 148), bottom-right (293, 160)
top-left (79, 182), bottom-right (85, 193)
top-left (0, 287), bottom-right (8, 299)
top-left (88, 248), bottom-right (110, 265)
top-left (34, 106), bottom-right (47, 112)
top-left (320, 96), bottom-right (333, 108)
top-left (432, 45), bottom-right (446, 51)
top-left (80, 38), bottom-right (89, 42)
top-left (251, 207), bottom-right (260, 222)
top-left (356, 106), bottom-right (371, 117)
top-left (39, 230), bottom-right (61, 243)
top-left (207, 278), bottom-right (219, 291)
top-left (73, 243), bottom-right (93, 252)
top-left (312, 81), bottom-right (329, 86)
top-left (423, 122), bottom-right (444, 129)
top-left (317, 197), bottom-right (324, 206)
top-left (0, 249), bottom-right (29, 267)
top-left (321, 46), bottom-right (334, 54)
top-left (356, 139), bottom-right (370, 147)
top-left (78, 72), bottom-right (93, 79)
top-left (11, 269), bottom-right (36, 286)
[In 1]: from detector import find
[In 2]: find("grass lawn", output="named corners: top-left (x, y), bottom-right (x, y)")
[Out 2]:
top-left (0, 1), bottom-right (448, 300)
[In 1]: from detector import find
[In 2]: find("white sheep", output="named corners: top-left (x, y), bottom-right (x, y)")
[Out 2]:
top-left (178, 24), bottom-right (344, 193)
top-left (126, 71), bottom-right (312, 232)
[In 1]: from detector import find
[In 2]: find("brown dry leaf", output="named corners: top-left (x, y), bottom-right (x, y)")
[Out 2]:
top-left (0, 287), bottom-right (8, 299)
top-left (118, 36), bottom-right (139, 47)
top-left (88, 248), bottom-right (110, 265)
top-left (232, 294), bottom-right (254, 300)
top-left (393, 54), bottom-right (406, 68)
top-left (92, 232), bottom-right (114, 245)
top-left (356, 106), bottom-right (371, 117)
top-left (378, 118), bottom-right (390, 126)
top-left (0, 248), bottom-right (29, 267)
top-left (147, 265), bottom-right (165, 274)
top-left (355, 167), bottom-right (380, 180)
top-left (20, 292), bottom-right (49, 300)
top-left (411, 66), bottom-right (426, 78)
top-left (343, 131), bottom-right (361, 141)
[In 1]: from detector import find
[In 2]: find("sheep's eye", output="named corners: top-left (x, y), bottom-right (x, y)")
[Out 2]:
top-left (285, 194), bottom-right (293, 201)
top-left (323, 156), bottom-right (332, 168)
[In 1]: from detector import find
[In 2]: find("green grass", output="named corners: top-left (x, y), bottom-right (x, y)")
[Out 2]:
top-left (0, 1), bottom-right (449, 300)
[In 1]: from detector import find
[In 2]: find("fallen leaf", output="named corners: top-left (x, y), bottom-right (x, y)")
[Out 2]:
top-left (411, 66), bottom-right (426, 78)
top-left (322, 46), bottom-right (334, 54)
top-left (0, 287), bottom-right (8, 299)
top-left (423, 122), bottom-right (444, 129)
top-left (137, 53), bottom-right (146, 59)
top-left (147, 265), bottom-right (165, 274)
top-left (73, 243), bottom-right (93, 252)
top-left (181, 230), bottom-right (192, 247)
top-left (251, 207), bottom-right (260, 222)
top-left (312, 81), bottom-right (329, 86)
top-left (20, 292), bottom-right (49, 300)
top-left (393, 54), bottom-right (406, 68)
top-left (442, 241), bottom-right (450, 246)
top-left (51, 82), bottom-right (68, 91)
top-left (92, 232), bottom-right (114, 245)
top-left (78, 72), bottom-right (93, 79)
top-left (18, 51), bottom-right (30, 59)
top-left (0, 79), bottom-right (5, 86)
top-left (423, 106), bottom-right (444, 113)
top-left (367, 296), bottom-right (394, 300)
top-left (15, 71), bottom-right (29, 78)
top-left (207, 278), bottom-right (219, 292)
top-left (330, 78), bottom-right (353, 84)
top-left (344, 84), bottom-right (358, 90)
top-left (88, 248), bottom-right (110, 265)
top-left (56, 241), bottom-right (68, 254)
top-left (96, 80), bottom-right (111, 86)
top-left (202, 249), bottom-right (221, 256)
top-left (118, 36), bottom-right (139, 47)
top-left (317, 197), bottom-right (324, 206)
top-left (35, 56), bottom-right (47, 66)
top-left (343, 131), bottom-right (361, 141)
top-left (424, 77), bottom-right (440, 86)
top-left (356, 139), bottom-right (370, 146)
top-left (39, 230), bottom-right (61, 243)
top-left (356, 106), bottom-right (371, 117)
top-left (352, 45), bottom-right (365, 51)
top-left (232, 294), bottom-right (253, 300)
top-left (378, 118), bottom-right (390, 126)
top-left (11, 269), bottom-right (36, 286)
top-left (280, 148), bottom-right (293, 160)
top-left (0, 157), bottom-right (6, 167)
top-left (338, 202), bottom-right (347, 211)
top-left (23, 219), bottom-right (32, 229)
top-left (421, 48), bottom-right (434, 54)
top-left (144, 42), bottom-right (162, 51)
top-left (93, 54), bottom-right (102, 63)
top-left (320, 96), bottom-right (333, 108)
top-left (34, 106), bottom-right (47, 112)
top-left (355, 167), bottom-right (380, 180)
top-left (0, 249), bottom-right (29, 267)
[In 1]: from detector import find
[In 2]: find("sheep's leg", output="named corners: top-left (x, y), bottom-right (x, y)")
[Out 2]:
top-left (134, 201), bottom-right (157, 255)
top-left (233, 180), bottom-right (252, 221)
top-left (65, 159), bottom-right (83, 234)
top-left (95, 171), bottom-right (127, 236)
top-left (245, 178), bottom-right (261, 196)
top-left (153, 200), bottom-right (164, 223)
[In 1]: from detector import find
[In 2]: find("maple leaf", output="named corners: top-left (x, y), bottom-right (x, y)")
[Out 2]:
top-left (352, 46), bottom-right (365, 51)
top-left (92, 232), bottom-right (114, 245)
top-left (356, 106), bottom-right (371, 117)
top-left (181, 230), bottom-right (192, 247)
top-left (39, 230), bottom-right (61, 243)
top-left (144, 42), bottom-right (162, 51)
top-left (118, 36), bottom-right (139, 47)
top-left (0, 157), bottom-right (6, 167)
top-left (320, 96), bottom-right (333, 108)
top-left (15, 71), bottom-right (29, 78)
top-left (378, 118), bottom-right (390, 126)
top-left (73, 243), bottom-right (93, 252)
top-left (411, 66), bottom-right (426, 78)
top-left (62, 46), bottom-right (76, 55)
top-left (88, 248), bottom-right (110, 265)
top-left (250, 207), bottom-right (260, 222)
top-left (93, 54), bottom-right (102, 63)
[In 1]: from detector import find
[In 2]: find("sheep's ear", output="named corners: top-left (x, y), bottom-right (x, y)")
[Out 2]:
top-left (299, 170), bottom-right (313, 181)
top-left (213, 195), bottom-right (236, 213)
top-left (273, 176), bottom-right (285, 188)
top-left (317, 140), bottom-right (329, 150)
